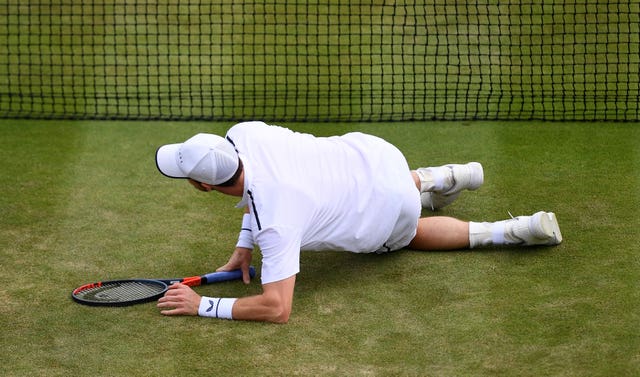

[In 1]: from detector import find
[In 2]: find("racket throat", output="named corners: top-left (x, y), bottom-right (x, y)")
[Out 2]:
top-left (180, 276), bottom-right (202, 287)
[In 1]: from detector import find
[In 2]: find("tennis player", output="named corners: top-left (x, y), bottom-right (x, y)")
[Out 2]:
top-left (155, 121), bottom-right (562, 323)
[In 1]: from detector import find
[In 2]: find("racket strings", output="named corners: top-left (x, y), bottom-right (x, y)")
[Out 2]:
top-left (75, 281), bottom-right (166, 303)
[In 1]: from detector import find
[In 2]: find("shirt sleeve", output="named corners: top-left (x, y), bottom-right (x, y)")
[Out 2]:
top-left (255, 225), bottom-right (302, 284)
top-left (248, 184), bottom-right (309, 285)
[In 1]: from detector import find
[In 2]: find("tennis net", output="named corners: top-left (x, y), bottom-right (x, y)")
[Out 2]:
top-left (1, 1), bottom-right (638, 121)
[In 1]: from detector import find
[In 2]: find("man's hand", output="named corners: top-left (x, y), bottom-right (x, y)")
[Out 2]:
top-left (217, 247), bottom-right (253, 284)
top-left (157, 283), bottom-right (201, 316)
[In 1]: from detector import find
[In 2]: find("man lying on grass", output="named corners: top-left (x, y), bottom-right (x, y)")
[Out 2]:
top-left (155, 121), bottom-right (562, 323)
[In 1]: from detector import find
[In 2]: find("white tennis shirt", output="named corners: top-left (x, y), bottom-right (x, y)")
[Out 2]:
top-left (226, 122), bottom-right (421, 284)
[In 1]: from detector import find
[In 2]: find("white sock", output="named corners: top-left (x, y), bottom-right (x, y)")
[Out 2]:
top-left (469, 219), bottom-right (525, 248)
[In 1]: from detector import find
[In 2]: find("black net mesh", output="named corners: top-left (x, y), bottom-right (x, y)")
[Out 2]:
top-left (1, 1), bottom-right (638, 121)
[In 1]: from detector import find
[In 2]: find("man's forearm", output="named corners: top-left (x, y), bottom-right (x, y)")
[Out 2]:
top-left (231, 275), bottom-right (296, 323)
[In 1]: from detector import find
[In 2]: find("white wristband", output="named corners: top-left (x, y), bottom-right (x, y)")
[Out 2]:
top-left (198, 296), bottom-right (237, 319)
top-left (236, 214), bottom-right (254, 250)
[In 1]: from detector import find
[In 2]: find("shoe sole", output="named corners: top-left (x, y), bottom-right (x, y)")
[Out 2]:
top-left (532, 211), bottom-right (563, 245)
top-left (464, 162), bottom-right (484, 191)
top-left (424, 162), bottom-right (484, 210)
top-left (444, 162), bottom-right (484, 195)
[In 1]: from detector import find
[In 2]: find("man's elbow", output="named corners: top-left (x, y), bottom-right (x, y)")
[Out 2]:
top-left (268, 303), bottom-right (291, 324)
top-left (260, 275), bottom-right (295, 323)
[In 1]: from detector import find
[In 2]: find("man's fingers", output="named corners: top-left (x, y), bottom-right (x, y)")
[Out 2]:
top-left (157, 283), bottom-right (197, 316)
top-left (216, 264), bottom-right (251, 284)
top-left (242, 264), bottom-right (251, 284)
top-left (216, 264), bottom-right (231, 272)
top-left (159, 307), bottom-right (187, 316)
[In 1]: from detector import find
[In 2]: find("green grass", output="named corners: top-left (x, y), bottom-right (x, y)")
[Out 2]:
top-left (1, 120), bottom-right (639, 376)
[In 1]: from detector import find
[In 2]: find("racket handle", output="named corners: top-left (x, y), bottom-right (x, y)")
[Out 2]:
top-left (201, 266), bottom-right (256, 284)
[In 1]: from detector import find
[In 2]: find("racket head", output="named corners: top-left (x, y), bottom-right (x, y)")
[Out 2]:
top-left (72, 279), bottom-right (168, 307)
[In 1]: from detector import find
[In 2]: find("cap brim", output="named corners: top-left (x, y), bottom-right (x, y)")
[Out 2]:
top-left (155, 143), bottom-right (187, 179)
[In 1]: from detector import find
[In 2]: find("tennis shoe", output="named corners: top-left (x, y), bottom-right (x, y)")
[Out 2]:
top-left (420, 191), bottom-right (461, 211)
top-left (508, 211), bottom-right (563, 246)
top-left (419, 162), bottom-right (483, 210)
top-left (440, 162), bottom-right (484, 196)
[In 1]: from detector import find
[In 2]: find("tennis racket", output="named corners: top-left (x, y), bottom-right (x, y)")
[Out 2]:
top-left (71, 266), bottom-right (256, 307)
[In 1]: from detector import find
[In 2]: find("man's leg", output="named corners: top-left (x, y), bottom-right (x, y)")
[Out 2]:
top-left (408, 216), bottom-right (470, 250)
top-left (408, 212), bottom-right (562, 251)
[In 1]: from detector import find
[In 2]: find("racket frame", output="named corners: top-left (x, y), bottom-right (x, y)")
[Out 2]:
top-left (71, 267), bottom-right (255, 307)
top-left (72, 279), bottom-right (169, 307)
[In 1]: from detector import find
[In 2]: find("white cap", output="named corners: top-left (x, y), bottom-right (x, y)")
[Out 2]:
top-left (155, 133), bottom-right (239, 185)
